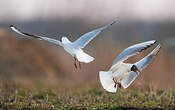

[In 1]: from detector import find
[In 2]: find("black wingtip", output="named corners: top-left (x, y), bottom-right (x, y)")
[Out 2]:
top-left (110, 19), bottom-right (118, 26)
top-left (138, 40), bottom-right (158, 53)
top-left (10, 25), bottom-right (14, 28)
top-left (154, 40), bottom-right (157, 44)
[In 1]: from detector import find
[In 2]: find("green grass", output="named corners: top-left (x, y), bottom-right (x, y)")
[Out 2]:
top-left (0, 81), bottom-right (175, 110)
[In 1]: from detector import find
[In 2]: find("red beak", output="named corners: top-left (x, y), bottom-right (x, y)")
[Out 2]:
top-left (135, 70), bottom-right (140, 75)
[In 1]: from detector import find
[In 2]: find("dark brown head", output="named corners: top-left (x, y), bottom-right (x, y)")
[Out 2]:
top-left (131, 65), bottom-right (140, 75)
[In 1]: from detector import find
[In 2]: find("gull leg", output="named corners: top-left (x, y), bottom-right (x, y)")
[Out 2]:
top-left (112, 78), bottom-right (122, 88)
top-left (118, 83), bottom-right (122, 89)
top-left (113, 78), bottom-right (117, 88)
top-left (78, 61), bottom-right (81, 69)
top-left (74, 57), bottom-right (78, 69)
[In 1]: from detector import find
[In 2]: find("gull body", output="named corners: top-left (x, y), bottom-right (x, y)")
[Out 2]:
top-left (10, 20), bottom-right (117, 68)
top-left (110, 62), bottom-right (132, 82)
top-left (99, 40), bottom-right (161, 93)
top-left (61, 37), bottom-right (94, 63)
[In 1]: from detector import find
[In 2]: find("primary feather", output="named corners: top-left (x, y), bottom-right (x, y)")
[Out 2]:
top-left (10, 25), bottom-right (63, 46)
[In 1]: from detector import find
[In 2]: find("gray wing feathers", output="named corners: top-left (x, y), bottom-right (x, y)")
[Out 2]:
top-left (10, 25), bottom-right (63, 46)
top-left (73, 20), bottom-right (117, 48)
top-left (112, 40), bottom-right (157, 66)
top-left (40, 37), bottom-right (64, 46)
top-left (73, 31), bottom-right (101, 48)
top-left (135, 44), bottom-right (161, 71)
top-left (121, 71), bottom-right (138, 89)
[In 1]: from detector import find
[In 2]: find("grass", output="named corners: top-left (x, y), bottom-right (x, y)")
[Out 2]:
top-left (0, 80), bottom-right (175, 110)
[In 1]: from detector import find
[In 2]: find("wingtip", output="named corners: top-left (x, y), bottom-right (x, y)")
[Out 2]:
top-left (10, 25), bottom-right (17, 30)
top-left (138, 40), bottom-right (157, 53)
top-left (148, 40), bottom-right (157, 46)
top-left (110, 19), bottom-right (118, 25)
top-left (154, 40), bottom-right (157, 44)
top-left (149, 40), bottom-right (157, 44)
top-left (157, 43), bottom-right (161, 50)
top-left (151, 43), bottom-right (161, 56)
top-left (10, 25), bottom-right (14, 28)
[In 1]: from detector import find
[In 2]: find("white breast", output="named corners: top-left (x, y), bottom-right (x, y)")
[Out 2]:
top-left (63, 45), bottom-right (75, 56)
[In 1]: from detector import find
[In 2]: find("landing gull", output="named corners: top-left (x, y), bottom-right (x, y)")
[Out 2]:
top-left (99, 40), bottom-right (161, 93)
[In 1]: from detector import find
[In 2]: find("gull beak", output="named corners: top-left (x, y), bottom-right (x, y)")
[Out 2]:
top-left (135, 69), bottom-right (140, 75)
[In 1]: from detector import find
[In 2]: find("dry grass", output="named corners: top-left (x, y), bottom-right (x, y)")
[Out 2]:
top-left (0, 79), bottom-right (175, 110)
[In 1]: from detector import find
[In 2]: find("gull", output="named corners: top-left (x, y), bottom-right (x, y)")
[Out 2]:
top-left (10, 20), bottom-right (117, 69)
top-left (99, 40), bottom-right (161, 93)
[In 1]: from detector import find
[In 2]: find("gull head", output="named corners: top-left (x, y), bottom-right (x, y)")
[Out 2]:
top-left (130, 65), bottom-right (140, 75)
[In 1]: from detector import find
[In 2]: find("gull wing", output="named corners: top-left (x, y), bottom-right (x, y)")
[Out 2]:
top-left (121, 71), bottom-right (138, 89)
top-left (135, 44), bottom-right (161, 71)
top-left (73, 20), bottom-right (117, 48)
top-left (121, 44), bottom-right (161, 89)
top-left (10, 25), bottom-right (64, 46)
top-left (111, 40), bottom-right (157, 67)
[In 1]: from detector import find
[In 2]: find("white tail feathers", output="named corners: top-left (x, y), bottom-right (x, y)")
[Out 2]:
top-left (76, 49), bottom-right (94, 63)
top-left (99, 71), bottom-right (117, 93)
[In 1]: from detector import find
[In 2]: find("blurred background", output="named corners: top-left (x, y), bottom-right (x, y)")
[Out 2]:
top-left (0, 0), bottom-right (175, 88)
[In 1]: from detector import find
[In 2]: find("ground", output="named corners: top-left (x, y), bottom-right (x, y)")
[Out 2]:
top-left (0, 80), bottom-right (174, 110)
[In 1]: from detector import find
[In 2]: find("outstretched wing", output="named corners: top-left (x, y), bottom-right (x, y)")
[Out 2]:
top-left (112, 40), bottom-right (157, 67)
top-left (135, 44), bottom-right (161, 71)
top-left (121, 44), bottom-right (161, 89)
top-left (10, 25), bottom-right (63, 46)
top-left (73, 20), bottom-right (117, 48)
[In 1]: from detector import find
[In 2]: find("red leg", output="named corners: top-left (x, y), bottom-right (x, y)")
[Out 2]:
top-left (113, 78), bottom-right (117, 88)
top-left (78, 61), bottom-right (81, 69)
top-left (74, 57), bottom-right (78, 69)
top-left (112, 78), bottom-right (122, 88)
top-left (118, 83), bottom-right (122, 89)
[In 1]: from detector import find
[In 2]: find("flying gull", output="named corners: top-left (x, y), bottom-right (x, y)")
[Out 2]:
top-left (10, 20), bottom-right (117, 69)
top-left (99, 40), bottom-right (161, 93)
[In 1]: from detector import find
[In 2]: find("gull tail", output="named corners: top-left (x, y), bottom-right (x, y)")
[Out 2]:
top-left (99, 71), bottom-right (117, 93)
top-left (76, 49), bottom-right (94, 63)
